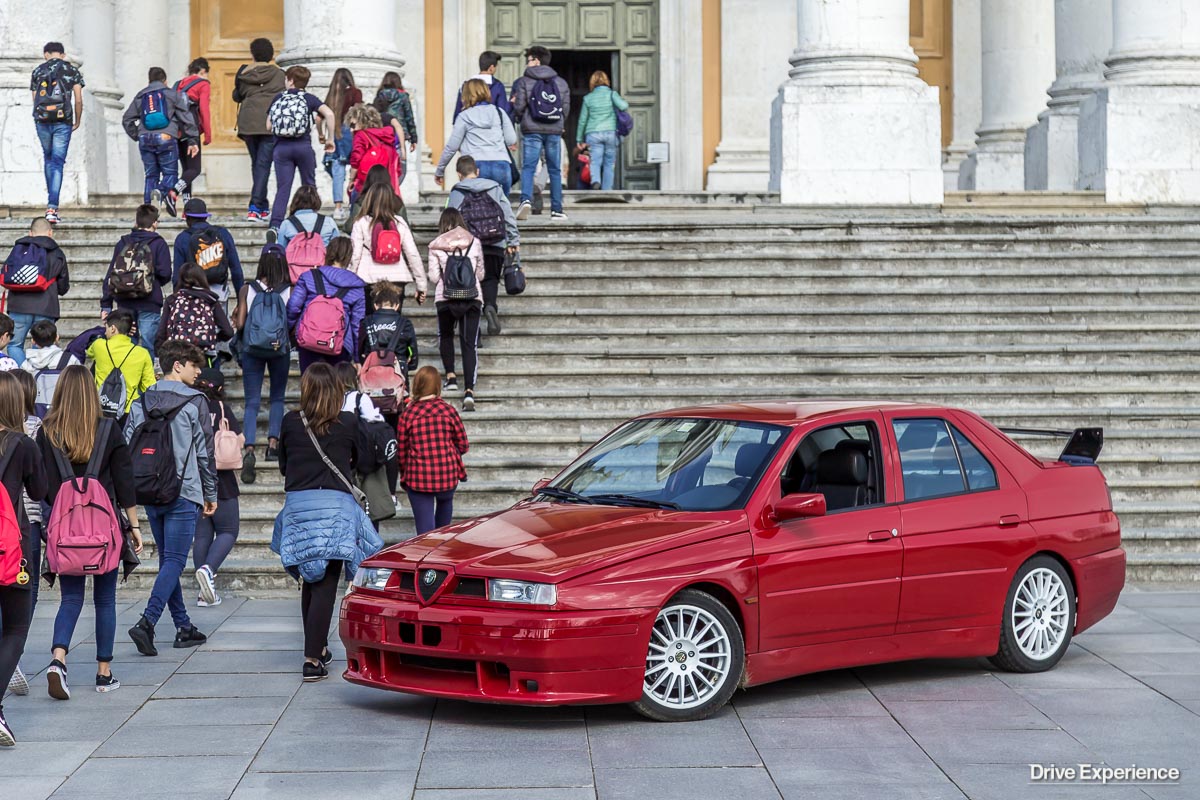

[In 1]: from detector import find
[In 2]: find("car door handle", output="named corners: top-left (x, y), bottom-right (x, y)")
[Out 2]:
top-left (999, 514), bottom-right (1022, 528)
top-left (867, 529), bottom-right (898, 542)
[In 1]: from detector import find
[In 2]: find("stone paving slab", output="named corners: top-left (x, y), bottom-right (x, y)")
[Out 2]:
top-left (1, 589), bottom-right (1198, 799)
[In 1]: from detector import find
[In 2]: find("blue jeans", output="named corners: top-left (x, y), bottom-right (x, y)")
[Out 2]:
top-left (586, 130), bottom-right (619, 190)
top-left (406, 488), bottom-right (456, 536)
top-left (9, 313), bottom-right (52, 368)
top-left (270, 137), bottom-right (317, 228)
top-left (135, 309), bottom-right (161, 361)
top-left (243, 134), bottom-right (276, 212)
top-left (140, 133), bottom-right (180, 203)
top-left (242, 352), bottom-right (289, 446)
top-left (35, 122), bottom-right (72, 208)
top-left (53, 568), bottom-right (119, 663)
top-left (520, 133), bottom-right (563, 212)
top-left (143, 497), bottom-right (200, 628)
top-left (476, 159), bottom-right (513, 198)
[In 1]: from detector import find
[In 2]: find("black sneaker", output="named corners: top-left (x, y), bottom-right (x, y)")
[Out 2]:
top-left (443, 376), bottom-right (458, 392)
top-left (265, 442), bottom-right (279, 462)
top-left (0, 707), bottom-right (14, 747)
top-left (266, 228), bottom-right (278, 245)
top-left (462, 391), bottom-right (476, 413)
top-left (319, 648), bottom-right (334, 667)
top-left (128, 615), bottom-right (158, 657)
top-left (241, 448), bottom-right (256, 485)
top-left (164, 189), bottom-right (178, 218)
top-left (95, 673), bottom-right (121, 693)
top-left (303, 661), bottom-right (328, 682)
top-left (174, 625), bottom-right (207, 649)
top-left (484, 306), bottom-right (501, 336)
top-left (46, 660), bottom-right (70, 700)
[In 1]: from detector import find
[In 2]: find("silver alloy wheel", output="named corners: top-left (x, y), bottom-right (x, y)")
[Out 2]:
top-left (644, 604), bottom-right (732, 710)
top-left (1012, 567), bottom-right (1070, 660)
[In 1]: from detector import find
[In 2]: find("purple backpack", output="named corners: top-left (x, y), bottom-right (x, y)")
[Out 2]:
top-left (46, 420), bottom-right (123, 577)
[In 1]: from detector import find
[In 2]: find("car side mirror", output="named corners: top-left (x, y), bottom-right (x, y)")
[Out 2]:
top-left (774, 493), bottom-right (827, 521)
top-left (531, 478), bottom-right (550, 495)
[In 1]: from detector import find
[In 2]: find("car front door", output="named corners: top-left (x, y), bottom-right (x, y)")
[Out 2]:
top-left (752, 413), bottom-right (904, 651)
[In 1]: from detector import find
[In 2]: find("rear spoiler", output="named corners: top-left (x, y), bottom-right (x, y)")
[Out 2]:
top-left (999, 427), bottom-right (1104, 465)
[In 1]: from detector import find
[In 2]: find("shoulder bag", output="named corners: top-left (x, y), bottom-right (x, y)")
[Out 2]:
top-left (300, 411), bottom-right (370, 515)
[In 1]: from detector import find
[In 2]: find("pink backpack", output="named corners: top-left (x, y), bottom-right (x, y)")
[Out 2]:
top-left (359, 325), bottom-right (408, 414)
top-left (46, 420), bottom-right (123, 577)
top-left (0, 439), bottom-right (27, 586)
top-left (296, 269), bottom-right (349, 355)
top-left (285, 214), bottom-right (327, 284)
top-left (371, 218), bottom-right (403, 264)
top-left (213, 402), bottom-right (245, 470)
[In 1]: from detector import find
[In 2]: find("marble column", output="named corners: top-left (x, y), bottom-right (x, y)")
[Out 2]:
top-left (773, 0), bottom-right (943, 204)
top-left (395, 0), bottom-right (425, 201)
top-left (944, 0), bottom-right (981, 190)
top-left (75, 0), bottom-right (128, 195)
top-left (115, 0), bottom-right (170, 193)
top-left (0, 0), bottom-right (88, 207)
top-left (705, 0), bottom-right (796, 192)
top-left (1078, 0), bottom-right (1200, 201)
top-left (1024, 0), bottom-right (1111, 189)
top-left (958, 0), bottom-right (1055, 190)
top-left (659, 0), bottom-right (706, 190)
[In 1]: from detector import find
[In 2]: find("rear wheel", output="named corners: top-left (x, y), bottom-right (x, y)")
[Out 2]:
top-left (631, 589), bottom-right (744, 722)
top-left (989, 556), bottom-right (1076, 673)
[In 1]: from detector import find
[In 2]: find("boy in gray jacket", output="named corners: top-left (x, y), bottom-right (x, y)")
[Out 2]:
top-left (447, 156), bottom-right (520, 336)
top-left (126, 340), bottom-right (217, 657)
top-left (122, 67), bottom-right (199, 217)
top-left (511, 46), bottom-right (570, 220)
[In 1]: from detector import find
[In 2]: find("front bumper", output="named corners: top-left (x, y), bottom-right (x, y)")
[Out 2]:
top-left (340, 591), bottom-right (655, 705)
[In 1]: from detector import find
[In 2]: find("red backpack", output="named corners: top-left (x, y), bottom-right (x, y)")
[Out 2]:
top-left (371, 218), bottom-right (403, 264)
top-left (357, 131), bottom-right (400, 191)
top-left (0, 437), bottom-right (29, 587)
top-left (285, 214), bottom-right (327, 284)
top-left (46, 420), bottom-right (123, 577)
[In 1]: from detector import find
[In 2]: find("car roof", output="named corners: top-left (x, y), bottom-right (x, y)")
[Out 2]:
top-left (641, 400), bottom-right (944, 427)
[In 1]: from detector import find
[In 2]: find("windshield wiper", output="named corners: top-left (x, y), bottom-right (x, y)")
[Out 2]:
top-left (587, 493), bottom-right (681, 510)
top-left (535, 487), bottom-right (596, 504)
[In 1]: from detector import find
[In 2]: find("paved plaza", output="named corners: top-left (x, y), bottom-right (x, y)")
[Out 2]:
top-left (2, 588), bottom-right (1199, 799)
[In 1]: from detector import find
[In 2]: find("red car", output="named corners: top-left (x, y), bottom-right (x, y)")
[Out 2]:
top-left (341, 401), bottom-right (1125, 721)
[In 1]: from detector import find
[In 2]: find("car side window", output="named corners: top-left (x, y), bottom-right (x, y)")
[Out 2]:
top-left (893, 418), bottom-right (966, 500)
top-left (951, 425), bottom-right (998, 491)
top-left (781, 422), bottom-right (882, 512)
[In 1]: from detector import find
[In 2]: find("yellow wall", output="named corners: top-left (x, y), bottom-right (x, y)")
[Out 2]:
top-left (702, 0), bottom-right (722, 183)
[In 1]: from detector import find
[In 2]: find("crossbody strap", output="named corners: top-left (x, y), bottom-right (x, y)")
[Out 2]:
top-left (300, 411), bottom-right (367, 507)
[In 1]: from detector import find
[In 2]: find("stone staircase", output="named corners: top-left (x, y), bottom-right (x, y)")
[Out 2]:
top-left (1, 200), bottom-right (1197, 589)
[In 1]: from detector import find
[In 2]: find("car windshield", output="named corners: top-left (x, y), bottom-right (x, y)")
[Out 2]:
top-left (548, 417), bottom-right (788, 512)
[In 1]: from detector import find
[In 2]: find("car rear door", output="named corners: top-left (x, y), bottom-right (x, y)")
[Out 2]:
top-left (885, 411), bottom-right (1032, 634)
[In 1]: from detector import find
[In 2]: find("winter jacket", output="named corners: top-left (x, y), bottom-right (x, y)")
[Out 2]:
top-left (124, 380), bottom-right (218, 507)
top-left (350, 127), bottom-right (401, 194)
top-left (175, 75), bottom-right (212, 145)
top-left (155, 287), bottom-right (235, 354)
top-left (453, 74), bottom-right (512, 121)
top-left (101, 228), bottom-right (172, 313)
top-left (67, 326), bottom-right (104, 366)
top-left (271, 489), bottom-right (383, 583)
top-left (426, 228), bottom-right (485, 304)
top-left (359, 308), bottom-right (418, 370)
top-left (4, 235), bottom-right (70, 317)
top-left (577, 86), bottom-right (630, 140)
top-left (278, 210), bottom-right (340, 251)
top-left (349, 215), bottom-right (426, 290)
top-left (86, 334), bottom-right (155, 412)
top-left (122, 81), bottom-right (199, 143)
top-left (232, 62), bottom-right (286, 137)
top-left (435, 103), bottom-right (516, 178)
top-left (447, 177), bottom-right (520, 250)
top-left (512, 65), bottom-right (570, 135)
top-left (287, 266), bottom-right (367, 357)
top-left (21, 345), bottom-right (79, 376)
top-left (173, 222), bottom-right (244, 301)
top-left (375, 87), bottom-right (418, 144)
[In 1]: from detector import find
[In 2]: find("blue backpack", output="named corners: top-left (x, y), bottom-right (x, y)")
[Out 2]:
top-left (244, 281), bottom-right (289, 360)
top-left (2, 241), bottom-right (54, 293)
top-left (140, 89), bottom-right (170, 131)
top-left (528, 77), bottom-right (564, 124)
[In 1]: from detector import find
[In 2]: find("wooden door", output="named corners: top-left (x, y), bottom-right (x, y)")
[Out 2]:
top-left (190, 0), bottom-right (284, 151)
top-left (910, 0), bottom-right (952, 147)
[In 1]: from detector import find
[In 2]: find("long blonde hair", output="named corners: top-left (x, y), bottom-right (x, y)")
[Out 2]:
top-left (43, 366), bottom-right (101, 463)
top-left (460, 78), bottom-right (490, 110)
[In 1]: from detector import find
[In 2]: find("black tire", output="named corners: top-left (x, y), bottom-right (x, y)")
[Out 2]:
top-left (989, 555), bottom-right (1076, 673)
top-left (631, 589), bottom-right (745, 722)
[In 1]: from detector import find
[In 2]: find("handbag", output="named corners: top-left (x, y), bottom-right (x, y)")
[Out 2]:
top-left (300, 411), bottom-right (370, 515)
top-left (357, 468), bottom-right (397, 522)
top-left (503, 252), bottom-right (526, 296)
top-left (613, 93), bottom-right (634, 138)
top-left (496, 104), bottom-right (521, 188)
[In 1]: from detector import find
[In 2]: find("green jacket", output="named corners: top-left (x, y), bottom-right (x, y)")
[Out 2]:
top-left (576, 86), bottom-right (629, 140)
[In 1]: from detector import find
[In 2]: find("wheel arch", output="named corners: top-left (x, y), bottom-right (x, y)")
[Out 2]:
top-left (1026, 549), bottom-right (1078, 596)
top-left (670, 581), bottom-right (746, 636)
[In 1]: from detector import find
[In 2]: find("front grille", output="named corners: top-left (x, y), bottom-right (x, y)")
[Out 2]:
top-left (417, 568), bottom-right (448, 603)
top-left (398, 653), bottom-right (476, 673)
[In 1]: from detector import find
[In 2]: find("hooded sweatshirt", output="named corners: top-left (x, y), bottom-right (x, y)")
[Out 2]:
top-left (426, 228), bottom-right (485, 304)
top-left (453, 74), bottom-right (512, 121)
top-left (155, 286), bottom-right (235, 354)
top-left (359, 308), bottom-right (418, 370)
top-left (435, 103), bottom-right (517, 178)
top-left (287, 266), bottom-right (368, 357)
top-left (22, 344), bottom-right (79, 375)
top-left (122, 81), bottom-right (199, 143)
top-left (349, 127), bottom-right (401, 194)
top-left (447, 177), bottom-right (521, 251)
top-left (102, 228), bottom-right (173, 313)
top-left (232, 62), bottom-right (287, 137)
top-left (124, 380), bottom-right (217, 507)
top-left (5, 234), bottom-right (70, 317)
top-left (512, 65), bottom-right (571, 135)
top-left (349, 215), bottom-right (426, 289)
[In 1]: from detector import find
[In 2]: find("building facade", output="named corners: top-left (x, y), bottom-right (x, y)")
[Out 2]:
top-left (0, 0), bottom-right (1197, 207)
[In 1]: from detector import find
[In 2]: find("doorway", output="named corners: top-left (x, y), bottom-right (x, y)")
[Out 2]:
top-left (554, 49), bottom-right (618, 189)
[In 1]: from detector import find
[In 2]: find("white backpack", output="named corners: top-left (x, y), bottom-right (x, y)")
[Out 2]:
top-left (268, 92), bottom-right (312, 138)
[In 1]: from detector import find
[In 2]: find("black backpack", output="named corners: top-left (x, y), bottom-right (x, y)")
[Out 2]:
top-left (109, 236), bottom-right (156, 299)
top-left (443, 244), bottom-right (479, 301)
top-left (457, 190), bottom-right (506, 245)
top-left (129, 396), bottom-right (191, 506)
top-left (190, 228), bottom-right (229, 286)
top-left (34, 62), bottom-right (69, 123)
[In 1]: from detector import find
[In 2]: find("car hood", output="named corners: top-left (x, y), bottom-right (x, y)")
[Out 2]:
top-left (372, 502), bottom-right (748, 581)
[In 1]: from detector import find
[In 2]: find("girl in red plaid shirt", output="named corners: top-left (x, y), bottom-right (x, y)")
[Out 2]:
top-left (397, 366), bottom-right (468, 534)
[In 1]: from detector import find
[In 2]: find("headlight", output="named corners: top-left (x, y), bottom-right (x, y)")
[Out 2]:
top-left (487, 579), bottom-right (557, 605)
top-left (352, 567), bottom-right (393, 591)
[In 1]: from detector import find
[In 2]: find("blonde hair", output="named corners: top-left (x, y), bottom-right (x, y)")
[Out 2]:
top-left (43, 366), bottom-right (100, 463)
top-left (460, 78), bottom-right (490, 110)
top-left (346, 102), bottom-right (382, 131)
top-left (589, 71), bottom-right (610, 91)
top-left (410, 366), bottom-right (442, 400)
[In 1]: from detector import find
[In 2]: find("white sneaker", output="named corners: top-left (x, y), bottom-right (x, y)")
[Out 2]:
top-left (333, 206), bottom-right (349, 222)
top-left (7, 666), bottom-right (28, 696)
top-left (150, 189), bottom-right (161, 207)
top-left (196, 593), bottom-right (222, 608)
top-left (515, 201), bottom-right (532, 221)
top-left (46, 662), bottom-right (70, 701)
top-left (195, 565), bottom-right (217, 605)
top-left (550, 211), bottom-right (569, 221)
top-left (0, 710), bottom-right (14, 746)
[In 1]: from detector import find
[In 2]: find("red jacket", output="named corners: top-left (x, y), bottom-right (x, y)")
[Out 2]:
top-left (177, 75), bottom-right (212, 145)
top-left (350, 127), bottom-right (400, 194)
top-left (396, 398), bottom-right (468, 494)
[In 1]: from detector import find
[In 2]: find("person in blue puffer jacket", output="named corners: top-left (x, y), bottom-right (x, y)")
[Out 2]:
top-left (272, 363), bottom-right (380, 682)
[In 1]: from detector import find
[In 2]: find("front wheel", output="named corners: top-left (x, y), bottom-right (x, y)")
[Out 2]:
top-left (989, 556), bottom-right (1076, 673)
top-left (631, 589), bottom-right (745, 722)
